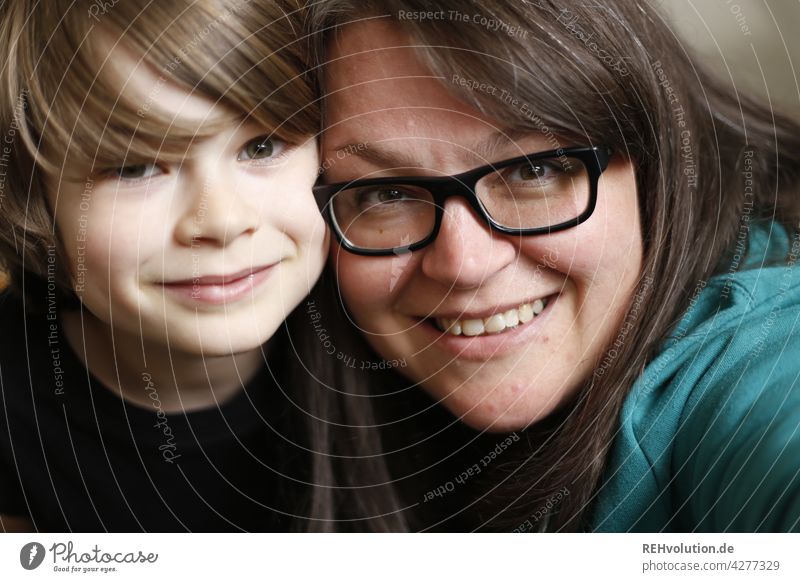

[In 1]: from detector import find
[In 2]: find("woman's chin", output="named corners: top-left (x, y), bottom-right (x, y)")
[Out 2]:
top-left (428, 378), bottom-right (573, 433)
top-left (441, 400), bottom-right (556, 434)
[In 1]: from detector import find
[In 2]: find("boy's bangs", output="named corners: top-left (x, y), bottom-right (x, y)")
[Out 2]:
top-left (34, 77), bottom-right (239, 179)
top-left (25, 0), bottom-right (317, 178)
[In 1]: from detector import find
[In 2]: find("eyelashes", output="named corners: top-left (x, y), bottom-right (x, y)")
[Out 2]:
top-left (110, 162), bottom-right (164, 181)
top-left (238, 135), bottom-right (289, 162)
top-left (98, 135), bottom-right (293, 186)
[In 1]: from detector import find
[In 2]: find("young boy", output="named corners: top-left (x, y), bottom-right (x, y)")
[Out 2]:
top-left (0, 0), bottom-right (327, 532)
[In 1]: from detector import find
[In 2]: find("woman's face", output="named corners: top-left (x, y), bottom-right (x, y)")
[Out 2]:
top-left (322, 22), bottom-right (643, 432)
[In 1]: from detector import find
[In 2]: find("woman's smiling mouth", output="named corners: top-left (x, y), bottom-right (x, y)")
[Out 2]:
top-left (433, 297), bottom-right (550, 337)
top-left (413, 293), bottom-right (559, 361)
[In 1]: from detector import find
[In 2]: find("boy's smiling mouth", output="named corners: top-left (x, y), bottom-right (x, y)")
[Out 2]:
top-left (160, 264), bottom-right (277, 305)
top-left (164, 264), bottom-right (275, 286)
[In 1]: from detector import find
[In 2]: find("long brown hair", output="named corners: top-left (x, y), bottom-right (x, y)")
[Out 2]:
top-left (308, 0), bottom-right (800, 531)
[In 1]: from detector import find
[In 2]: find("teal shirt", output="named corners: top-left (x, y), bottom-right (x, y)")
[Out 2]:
top-left (591, 223), bottom-right (800, 532)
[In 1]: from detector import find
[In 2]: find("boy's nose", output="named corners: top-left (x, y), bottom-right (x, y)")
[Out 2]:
top-left (173, 169), bottom-right (259, 246)
top-left (420, 198), bottom-right (516, 289)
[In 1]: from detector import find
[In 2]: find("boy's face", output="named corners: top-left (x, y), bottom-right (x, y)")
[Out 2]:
top-left (47, 48), bottom-right (328, 356)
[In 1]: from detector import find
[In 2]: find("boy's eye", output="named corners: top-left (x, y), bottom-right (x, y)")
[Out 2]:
top-left (239, 136), bottom-right (286, 161)
top-left (113, 163), bottom-right (163, 180)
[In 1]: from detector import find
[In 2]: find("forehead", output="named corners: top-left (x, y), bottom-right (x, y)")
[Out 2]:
top-left (323, 22), bottom-right (553, 165)
top-left (324, 22), bottom-right (489, 132)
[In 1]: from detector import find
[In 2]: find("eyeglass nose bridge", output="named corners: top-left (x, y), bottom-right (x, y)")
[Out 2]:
top-left (424, 174), bottom-right (502, 248)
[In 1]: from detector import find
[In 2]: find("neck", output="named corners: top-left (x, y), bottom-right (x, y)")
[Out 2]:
top-left (60, 308), bottom-right (267, 413)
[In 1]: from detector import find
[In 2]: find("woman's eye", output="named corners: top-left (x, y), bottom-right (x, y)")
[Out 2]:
top-left (239, 136), bottom-right (286, 161)
top-left (507, 162), bottom-right (553, 182)
top-left (356, 187), bottom-right (410, 208)
top-left (112, 163), bottom-right (163, 180)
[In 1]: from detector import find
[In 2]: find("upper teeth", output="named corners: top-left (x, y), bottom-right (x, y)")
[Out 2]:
top-left (435, 299), bottom-right (547, 337)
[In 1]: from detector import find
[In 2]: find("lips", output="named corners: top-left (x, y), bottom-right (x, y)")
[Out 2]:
top-left (164, 265), bottom-right (274, 286)
top-left (414, 293), bottom-right (559, 361)
top-left (160, 264), bottom-right (277, 305)
top-left (412, 292), bottom-right (561, 363)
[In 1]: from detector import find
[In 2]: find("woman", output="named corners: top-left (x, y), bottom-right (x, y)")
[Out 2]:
top-left (309, 0), bottom-right (800, 531)
top-left (0, 0), bottom-right (399, 532)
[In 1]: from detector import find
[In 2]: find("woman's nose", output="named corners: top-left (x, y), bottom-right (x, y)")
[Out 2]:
top-left (420, 198), bottom-right (516, 289)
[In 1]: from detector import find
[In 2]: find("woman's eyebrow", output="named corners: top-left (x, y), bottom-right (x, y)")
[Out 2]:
top-left (329, 142), bottom-right (425, 169)
top-left (330, 128), bottom-right (547, 170)
top-left (471, 128), bottom-right (549, 161)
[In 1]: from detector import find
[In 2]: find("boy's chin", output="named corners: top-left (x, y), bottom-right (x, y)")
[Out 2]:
top-left (163, 325), bottom-right (277, 358)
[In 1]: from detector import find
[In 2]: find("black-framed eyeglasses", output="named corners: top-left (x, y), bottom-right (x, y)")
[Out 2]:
top-left (313, 145), bottom-right (613, 256)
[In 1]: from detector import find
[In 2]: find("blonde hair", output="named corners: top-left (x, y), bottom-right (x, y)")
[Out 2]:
top-left (0, 0), bottom-right (318, 302)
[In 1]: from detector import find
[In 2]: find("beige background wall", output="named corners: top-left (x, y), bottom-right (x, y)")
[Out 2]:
top-left (659, 0), bottom-right (800, 117)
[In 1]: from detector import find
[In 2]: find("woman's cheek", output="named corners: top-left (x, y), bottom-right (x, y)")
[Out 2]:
top-left (335, 255), bottom-right (377, 303)
top-left (333, 254), bottom-right (395, 319)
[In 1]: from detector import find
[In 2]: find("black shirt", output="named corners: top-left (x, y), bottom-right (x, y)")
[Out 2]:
top-left (0, 292), bottom-right (300, 532)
